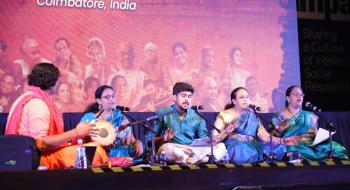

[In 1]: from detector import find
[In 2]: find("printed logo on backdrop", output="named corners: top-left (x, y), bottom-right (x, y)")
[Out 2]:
top-left (297, 0), bottom-right (350, 21)
top-left (297, 0), bottom-right (350, 110)
top-left (36, 0), bottom-right (137, 11)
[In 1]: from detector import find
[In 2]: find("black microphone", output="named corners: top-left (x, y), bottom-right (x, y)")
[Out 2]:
top-left (249, 104), bottom-right (262, 112)
top-left (191, 105), bottom-right (204, 110)
top-left (89, 109), bottom-right (104, 124)
top-left (305, 102), bottom-right (321, 112)
top-left (146, 109), bottom-right (177, 122)
top-left (115, 106), bottom-right (130, 112)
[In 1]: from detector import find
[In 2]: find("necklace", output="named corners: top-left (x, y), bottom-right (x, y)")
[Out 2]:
top-left (100, 111), bottom-right (113, 121)
top-left (287, 107), bottom-right (300, 119)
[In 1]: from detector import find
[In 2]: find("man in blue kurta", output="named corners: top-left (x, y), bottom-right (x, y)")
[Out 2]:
top-left (153, 82), bottom-right (227, 164)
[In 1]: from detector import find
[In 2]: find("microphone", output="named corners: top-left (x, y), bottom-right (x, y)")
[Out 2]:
top-left (305, 102), bottom-right (321, 112)
top-left (115, 106), bottom-right (130, 112)
top-left (249, 104), bottom-right (262, 112)
top-left (95, 109), bottom-right (104, 119)
top-left (191, 105), bottom-right (204, 110)
top-left (88, 109), bottom-right (104, 125)
top-left (146, 109), bottom-right (177, 122)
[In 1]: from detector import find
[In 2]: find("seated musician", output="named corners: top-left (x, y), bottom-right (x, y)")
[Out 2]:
top-left (80, 85), bottom-right (144, 163)
top-left (5, 63), bottom-right (108, 170)
top-left (152, 82), bottom-right (227, 164)
top-left (213, 87), bottom-right (298, 164)
top-left (270, 85), bottom-right (348, 161)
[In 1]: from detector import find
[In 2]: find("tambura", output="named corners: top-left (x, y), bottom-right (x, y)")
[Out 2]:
top-left (91, 120), bottom-right (116, 146)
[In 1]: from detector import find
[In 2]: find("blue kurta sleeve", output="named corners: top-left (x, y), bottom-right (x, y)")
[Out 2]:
top-left (153, 110), bottom-right (164, 137)
top-left (197, 118), bottom-right (208, 139)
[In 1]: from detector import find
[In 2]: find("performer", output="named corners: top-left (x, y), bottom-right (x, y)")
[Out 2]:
top-left (5, 63), bottom-right (108, 170)
top-left (80, 85), bottom-right (144, 162)
top-left (153, 82), bottom-right (227, 164)
top-left (213, 87), bottom-right (298, 164)
top-left (271, 85), bottom-right (348, 161)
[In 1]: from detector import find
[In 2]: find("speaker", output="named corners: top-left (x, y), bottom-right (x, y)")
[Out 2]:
top-left (0, 135), bottom-right (40, 171)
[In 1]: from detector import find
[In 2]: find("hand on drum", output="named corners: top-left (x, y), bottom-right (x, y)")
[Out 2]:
top-left (89, 124), bottom-right (101, 137)
top-left (75, 121), bottom-right (100, 138)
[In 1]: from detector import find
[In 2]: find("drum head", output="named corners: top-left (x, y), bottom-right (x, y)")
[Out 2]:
top-left (91, 120), bottom-right (116, 146)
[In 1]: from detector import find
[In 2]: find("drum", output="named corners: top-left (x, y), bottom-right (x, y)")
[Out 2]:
top-left (91, 120), bottom-right (116, 146)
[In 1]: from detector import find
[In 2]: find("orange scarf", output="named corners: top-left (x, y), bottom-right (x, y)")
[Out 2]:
top-left (5, 86), bottom-right (64, 136)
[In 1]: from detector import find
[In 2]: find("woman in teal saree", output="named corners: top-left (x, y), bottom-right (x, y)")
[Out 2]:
top-left (271, 85), bottom-right (348, 161)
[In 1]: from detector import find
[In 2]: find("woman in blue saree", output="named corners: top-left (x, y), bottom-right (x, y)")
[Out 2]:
top-left (271, 85), bottom-right (348, 161)
top-left (80, 85), bottom-right (144, 163)
top-left (214, 87), bottom-right (298, 164)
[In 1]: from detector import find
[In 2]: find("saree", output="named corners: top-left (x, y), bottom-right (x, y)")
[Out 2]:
top-left (81, 109), bottom-right (144, 163)
top-left (271, 110), bottom-right (348, 161)
top-left (215, 108), bottom-right (264, 164)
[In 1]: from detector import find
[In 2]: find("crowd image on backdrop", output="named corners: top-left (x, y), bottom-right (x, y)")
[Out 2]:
top-left (0, 37), bottom-right (272, 113)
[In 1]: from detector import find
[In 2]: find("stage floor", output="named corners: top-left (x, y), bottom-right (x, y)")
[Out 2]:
top-left (1, 160), bottom-right (350, 190)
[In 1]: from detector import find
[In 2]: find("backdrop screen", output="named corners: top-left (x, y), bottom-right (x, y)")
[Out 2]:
top-left (0, 0), bottom-right (300, 113)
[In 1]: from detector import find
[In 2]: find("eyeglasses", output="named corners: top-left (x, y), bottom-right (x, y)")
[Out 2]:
top-left (237, 95), bottom-right (249, 99)
top-left (290, 92), bottom-right (304, 97)
top-left (101, 94), bottom-right (115, 100)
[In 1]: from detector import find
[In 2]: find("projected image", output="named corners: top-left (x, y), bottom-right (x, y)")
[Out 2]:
top-left (0, 0), bottom-right (300, 113)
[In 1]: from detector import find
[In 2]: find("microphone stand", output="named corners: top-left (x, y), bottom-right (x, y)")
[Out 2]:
top-left (327, 122), bottom-right (335, 160)
top-left (306, 109), bottom-right (336, 160)
top-left (192, 109), bottom-right (221, 164)
top-left (120, 111), bottom-right (153, 163)
top-left (143, 110), bottom-right (177, 165)
top-left (119, 110), bottom-right (176, 166)
top-left (267, 122), bottom-right (282, 163)
top-left (149, 119), bottom-right (157, 165)
top-left (254, 110), bottom-right (281, 163)
top-left (124, 114), bottom-right (157, 165)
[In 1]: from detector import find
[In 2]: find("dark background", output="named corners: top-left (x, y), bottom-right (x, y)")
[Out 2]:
top-left (297, 0), bottom-right (350, 111)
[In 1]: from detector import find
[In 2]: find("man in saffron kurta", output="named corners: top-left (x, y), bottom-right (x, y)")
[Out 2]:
top-left (5, 63), bottom-right (108, 170)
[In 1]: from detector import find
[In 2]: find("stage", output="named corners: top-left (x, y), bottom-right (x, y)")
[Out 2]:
top-left (2, 112), bottom-right (350, 151)
top-left (1, 112), bottom-right (350, 189)
top-left (1, 161), bottom-right (350, 190)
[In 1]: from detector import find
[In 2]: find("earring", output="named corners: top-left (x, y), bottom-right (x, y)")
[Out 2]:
top-left (98, 104), bottom-right (102, 110)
